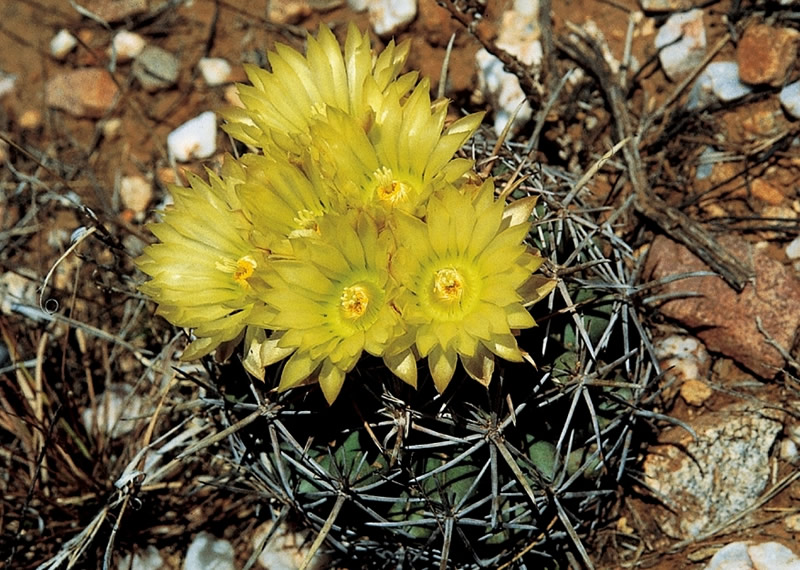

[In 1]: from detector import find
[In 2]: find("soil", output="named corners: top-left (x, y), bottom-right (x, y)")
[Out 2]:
top-left (2, 0), bottom-right (799, 569)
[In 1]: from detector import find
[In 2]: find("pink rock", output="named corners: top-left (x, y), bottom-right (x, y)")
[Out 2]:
top-left (45, 68), bottom-right (119, 118)
top-left (644, 235), bottom-right (800, 378)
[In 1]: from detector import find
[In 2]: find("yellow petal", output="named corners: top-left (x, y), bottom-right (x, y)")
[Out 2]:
top-left (319, 359), bottom-right (346, 404)
top-left (429, 345), bottom-right (457, 393)
top-left (384, 349), bottom-right (418, 388)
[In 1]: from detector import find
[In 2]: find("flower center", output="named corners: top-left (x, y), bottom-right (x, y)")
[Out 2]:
top-left (433, 267), bottom-right (465, 303)
top-left (233, 255), bottom-right (257, 288)
top-left (340, 284), bottom-right (370, 320)
top-left (290, 209), bottom-right (320, 237)
top-left (373, 167), bottom-right (410, 206)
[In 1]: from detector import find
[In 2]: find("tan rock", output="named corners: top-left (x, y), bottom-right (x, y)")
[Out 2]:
top-left (45, 68), bottom-right (119, 118)
top-left (80, 0), bottom-right (148, 23)
top-left (737, 24), bottom-right (800, 87)
top-left (750, 178), bottom-right (785, 205)
top-left (644, 235), bottom-right (800, 378)
top-left (679, 379), bottom-right (713, 406)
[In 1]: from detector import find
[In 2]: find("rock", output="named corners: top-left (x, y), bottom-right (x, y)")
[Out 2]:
top-left (79, 0), bottom-right (148, 23)
top-left (117, 546), bottom-right (164, 570)
top-left (120, 175), bottom-right (152, 215)
top-left (110, 30), bottom-right (146, 62)
top-left (198, 57), bottom-right (232, 86)
top-left (368, 0), bottom-right (417, 37)
top-left (0, 71), bottom-right (16, 98)
top-left (19, 109), bottom-right (42, 130)
top-left (687, 62), bottom-right (752, 110)
top-left (50, 29), bottom-right (77, 60)
top-left (785, 514), bottom-right (800, 533)
top-left (81, 384), bottom-right (147, 438)
top-left (705, 542), bottom-right (800, 570)
top-left (737, 24), bottom-right (799, 87)
top-left (679, 378), bottom-right (713, 406)
top-left (167, 111), bottom-right (217, 162)
top-left (786, 236), bottom-right (800, 260)
top-left (476, 0), bottom-right (541, 136)
top-left (643, 405), bottom-right (783, 539)
top-left (133, 45), bottom-right (180, 92)
top-left (654, 334), bottom-right (711, 403)
top-left (267, 0), bottom-right (312, 24)
top-left (183, 532), bottom-right (235, 570)
top-left (655, 9), bottom-right (706, 81)
top-left (750, 179), bottom-right (785, 205)
top-left (253, 521), bottom-right (327, 569)
top-left (639, 0), bottom-right (696, 11)
top-left (45, 68), bottom-right (119, 118)
top-left (779, 81), bottom-right (800, 120)
top-left (645, 235), bottom-right (800, 378)
top-left (780, 438), bottom-right (798, 463)
top-left (348, 0), bottom-right (368, 11)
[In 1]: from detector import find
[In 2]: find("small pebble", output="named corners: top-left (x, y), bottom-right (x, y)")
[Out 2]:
top-left (223, 85), bottom-right (244, 108)
top-left (705, 541), bottom-right (800, 570)
top-left (198, 57), bottom-right (232, 86)
top-left (81, 384), bottom-right (146, 438)
top-left (120, 175), bottom-right (152, 215)
top-left (0, 71), bottom-right (18, 98)
top-left (167, 111), bottom-right (217, 162)
top-left (687, 62), bottom-right (752, 110)
top-left (110, 30), bottom-right (146, 62)
top-left (750, 179), bottom-right (784, 205)
top-left (267, 0), bottom-right (312, 24)
top-left (133, 45), bottom-right (180, 92)
top-left (737, 24), bottom-right (799, 87)
top-left (784, 514), bottom-right (800, 533)
top-left (779, 82), bottom-right (800, 120)
top-left (639, 0), bottom-right (694, 10)
top-left (117, 546), bottom-right (164, 570)
top-left (101, 117), bottom-right (122, 139)
top-left (787, 237), bottom-right (800, 261)
top-left (45, 68), bottom-right (119, 118)
top-left (50, 29), bottom-right (77, 59)
top-left (348, 0), bottom-right (368, 10)
top-left (655, 9), bottom-right (706, 81)
top-left (368, 0), bottom-right (417, 36)
top-left (780, 439), bottom-right (798, 463)
top-left (18, 109), bottom-right (42, 130)
top-left (679, 379), bottom-right (713, 406)
top-left (183, 532), bottom-right (235, 570)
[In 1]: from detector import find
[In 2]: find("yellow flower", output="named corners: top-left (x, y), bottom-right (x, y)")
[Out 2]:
top-left (236, 153), bottom-right (345, 256)
top-left (254, 213), bottom-right (407, 404)
top-left (309, 89), bottom-right (484, 217)
top-left (390, 180), bottom-right (555, 392)
top-left (136, 158), bottom-right (270, 360)
top-left (222, 23), bottom-right (415, 156)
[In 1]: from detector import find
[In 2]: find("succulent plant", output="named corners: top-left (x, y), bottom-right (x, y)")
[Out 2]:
top-left (136, 23), bottom-right (655, 568)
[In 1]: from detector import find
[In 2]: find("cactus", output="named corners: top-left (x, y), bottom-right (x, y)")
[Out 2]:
top-left (135, 24), bottom-right (656, 568)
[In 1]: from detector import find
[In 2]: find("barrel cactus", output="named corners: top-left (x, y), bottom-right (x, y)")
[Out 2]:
top-left (137, 23), bottom-right (655, 568)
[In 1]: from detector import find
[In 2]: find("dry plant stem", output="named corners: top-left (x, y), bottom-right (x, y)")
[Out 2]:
top-left (555, 31), bottom-right (754, 292)
top-left (299, 492), bottom-right (346, 570)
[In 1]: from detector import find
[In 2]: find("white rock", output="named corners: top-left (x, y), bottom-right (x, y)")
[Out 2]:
top-left (110, 31), bottom-right (146, 62)
top-left (705, 541), bottom-right (752, 570)
top-left (780, 438), bottom-right (798, 462)
top-left (784, 514), bottom-right (800, 533)
top-left (779, 81), bottom-right (800, 120)
top-left (81, 384), bottom-right (147, 438)
top-left (476, 0), bottom-right (542, 136)
top-left (0, 71), bottom-right (17, 98)
top-left (348, 0), bottom-right (368, 11)
top-left (748, 542), bottom-right (800, 570)
top-left (688, 62), bottom-right (752, 110)
top-left (50, 29), bottom-right (78, 60)
top-left (0, 271), bottom-right (38, 315)
top-left (786, 236), bottom-right (800, 260)
top-left (368, 0), bottom-right (417, 36)
top-left (183, 532), bottom-right (235, 570)
top-left (120, 175), bottom-right (152, 214)
top-left (117, 546), bottom-right (164, 570)
top-left (655, 9), bottom-right (706, 81)
top-left (167, 111), bottom-right (217, 162)
top-left (198, 57), bottom-right (232, 86)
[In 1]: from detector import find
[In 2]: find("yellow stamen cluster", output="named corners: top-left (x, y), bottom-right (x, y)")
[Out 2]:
top-left (137, 23), bottom-right (555, 403)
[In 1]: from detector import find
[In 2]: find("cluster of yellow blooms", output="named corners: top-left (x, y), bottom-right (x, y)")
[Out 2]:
top-left (137, 24), bottom-right (555, 404)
